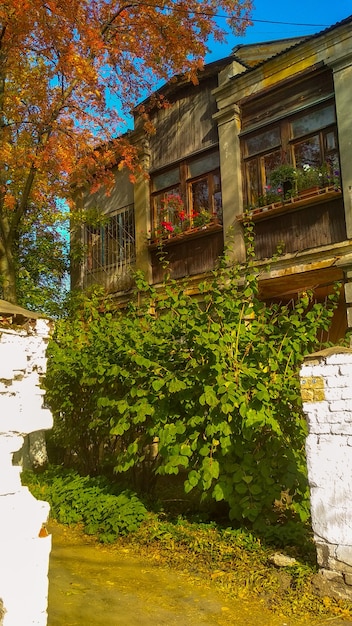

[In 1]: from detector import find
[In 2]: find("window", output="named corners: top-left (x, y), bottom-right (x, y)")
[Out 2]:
top-left (242, 102), bottom-right (339, 207)
top-left (151, 151), bottom-right (222, 235)
top-left (84, 204), bottom-right (135, 274)
top-left (190, 171), bottom-right (222, 215)
top-left (291, 106), bottom-right (339, 173)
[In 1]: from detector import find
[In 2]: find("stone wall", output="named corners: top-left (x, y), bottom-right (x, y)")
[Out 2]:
top-left (300, 347), bottom-right (352, 600)
top-left (0, 314), bottom-right (53, 625)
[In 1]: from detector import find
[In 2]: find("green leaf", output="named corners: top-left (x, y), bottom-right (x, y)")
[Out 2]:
top-left (180, 444), bottom-right (192, 457)
top-left (168, 378), bottom-right (187, 392)
top-left (235, 482), bottom-right (248, 495)
top-left (202, 457), bottom-right (219, 479)
top-left (249, 484), bottom-right (262, 495)
top-left (213, 483), bottom-right (224, 501)
top-left (110, 421), bottom-right (129, 436)
top-left (187, 470), bottom-right (200, 487)
top-left (239, 403), bottom-right (247, 418)
top-left (199, 386), bottom-right (219, 408)
top-left (199, 444), bottom-right (210, 457)
top-left (152, 379), bottom-right (165, 392)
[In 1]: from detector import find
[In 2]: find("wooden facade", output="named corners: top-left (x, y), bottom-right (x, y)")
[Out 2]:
top-left (149, 226), bottom-right (224, 283)
top-left (76, 17), bottom-right (352, 339)
top-left (239, 66), bottom-right (334, 132)
top-left (253, 194), bottom-right (346, 260)
top-left (148, 76), bottom-right (220, 171)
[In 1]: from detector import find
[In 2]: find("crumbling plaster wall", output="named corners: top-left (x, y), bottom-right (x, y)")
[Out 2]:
top-left (300, 347), bottom-right (352, 601)
top-left (0, 317), bottom-right (53, 626)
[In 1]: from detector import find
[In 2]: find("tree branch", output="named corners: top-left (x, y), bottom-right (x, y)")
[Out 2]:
top-left (101, 4), bottom-right (140, 38)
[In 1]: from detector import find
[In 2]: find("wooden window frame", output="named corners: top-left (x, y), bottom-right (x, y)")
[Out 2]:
top-left (242, 101), bottom-right (339, 208)
top-left (150, 151), bottom-right (222, 234)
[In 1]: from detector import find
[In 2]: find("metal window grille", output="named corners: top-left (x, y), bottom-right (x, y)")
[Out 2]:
top-left (84, 204), bottom-right (135, 283)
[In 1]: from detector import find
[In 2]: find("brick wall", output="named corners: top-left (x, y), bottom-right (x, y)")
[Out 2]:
top-left (300, 347), bottom-right (352, 600)
top-left (0, 318), bottom-right (53, 625)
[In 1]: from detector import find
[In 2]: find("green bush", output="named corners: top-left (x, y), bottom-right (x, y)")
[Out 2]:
top-left (44, 229), bottom-right (340, 531)
top-left (23, 468), bottom-right (147, 542)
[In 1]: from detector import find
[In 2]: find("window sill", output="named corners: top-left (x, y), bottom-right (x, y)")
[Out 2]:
top-left (148, 222), bottom-right (223, 249)
top-left (236, 186), bottom-right (342, 223)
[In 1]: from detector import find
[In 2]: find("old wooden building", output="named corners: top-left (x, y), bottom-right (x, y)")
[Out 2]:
top-left (73, 15), bottom-right (352, 341)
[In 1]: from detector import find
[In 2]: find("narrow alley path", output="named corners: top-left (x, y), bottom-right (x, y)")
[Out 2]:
top-left (47, 522), bottom-right (351, 626)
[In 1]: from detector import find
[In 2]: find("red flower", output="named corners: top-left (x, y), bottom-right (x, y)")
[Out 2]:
top-left (161, 220), bottom-right (174, 232)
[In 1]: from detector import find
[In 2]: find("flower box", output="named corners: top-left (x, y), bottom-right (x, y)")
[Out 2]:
top-left (148, 221), bottom-right (222, 248)
top-left (236, 186), bottom-right (342, 223)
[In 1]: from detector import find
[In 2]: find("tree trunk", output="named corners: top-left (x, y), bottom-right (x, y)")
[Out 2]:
top-left (0, 245), bottom-right (18, 304)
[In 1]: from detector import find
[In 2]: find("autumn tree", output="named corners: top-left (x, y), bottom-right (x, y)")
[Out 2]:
top-left (0, 0), bottom-right (251, 304)
top-left (16, 203), bottom-right (69, 316)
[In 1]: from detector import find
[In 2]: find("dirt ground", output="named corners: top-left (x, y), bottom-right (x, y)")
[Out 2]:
top-left (47, 521), bottom-right (352, 626)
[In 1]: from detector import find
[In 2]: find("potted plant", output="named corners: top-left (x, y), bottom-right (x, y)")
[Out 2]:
top-left (159, 193), bottom-right (185, 224)
top-left (240, 161), bottom-right (342, 222)
top-left (269, 164), bottom-right (297, 199)
top-left (296, 162), bottom-right (341, 192)
top-left (155, 193), bottom-right (188, 239)
top-left (192, 209), bottom-right (212, 228)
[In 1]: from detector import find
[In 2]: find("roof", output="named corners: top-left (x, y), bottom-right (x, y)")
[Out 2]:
top-left (0, 300), bottom-right (44, 320)
top-left (231, 37), bottom-right (309, 67)
top-left (139, 55), bottom-right (238, 106)
top-left (229, 14), bottom-right (352, 79)
top-left (139, 30), bottom-right (328, 107)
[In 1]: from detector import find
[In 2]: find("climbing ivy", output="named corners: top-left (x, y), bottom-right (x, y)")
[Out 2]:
top-left (45, 231), bottom-right (339, 530)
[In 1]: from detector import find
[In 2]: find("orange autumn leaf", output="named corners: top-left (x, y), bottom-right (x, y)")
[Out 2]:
top-left (0, 0), bottom-right (252, 301)
top-left (3, 194), bottom-right (16, 210)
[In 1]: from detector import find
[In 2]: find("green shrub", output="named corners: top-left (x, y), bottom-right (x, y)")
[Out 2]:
top-left (22, 467), bottom-right (147, 543)
top-left (44, 228), bottom-right (340, 530)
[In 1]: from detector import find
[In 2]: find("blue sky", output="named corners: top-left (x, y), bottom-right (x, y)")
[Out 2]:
top-left (119, 3), bottom-right (351, 128)
top-left (205, 2), bottom-right (352, 62)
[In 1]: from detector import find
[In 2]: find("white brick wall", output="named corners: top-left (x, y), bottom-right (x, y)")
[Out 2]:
top-left (0, 319), bottom-right (53, 626)
top-left (301, 347), bottom-right (352, 600)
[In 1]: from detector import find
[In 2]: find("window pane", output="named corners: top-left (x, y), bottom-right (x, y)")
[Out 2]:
top-left (153, 187), bottom-right (183, 230)
top-left (105, 217), bottom-right (116, 267)
top-left (213, 173), bottom-right (222, 219)
top-left (291, 105), bottom-right (335, 138)
top-left (246, 159), bottom-right (259, 206)
top-left (152, 168), bottom-right (180, 191)
top-left (245, 127), bottom-right (280, 157)
top-left (263, 151), bottom-right (282, 187)
top-left (188, 152), bottom-right (220, 178)
top-left (325, 130), bottom-right (337, 152)
top-left (191, 178), bottom-right (210, 213)
top-left (110, 207), bottom-right (136, 267)
top-left (293, 135), bottom-right (321, 168)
